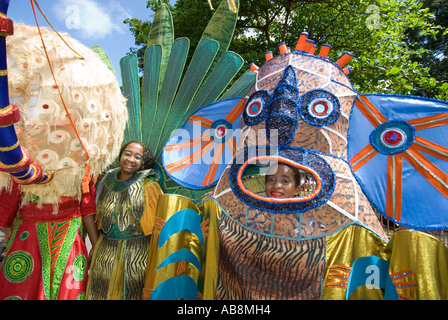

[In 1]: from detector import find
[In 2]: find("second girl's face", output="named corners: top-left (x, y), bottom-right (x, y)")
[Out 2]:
top-left (119, 143), bottom-right (144, 180)
top-left (265, 164), bottom-right (300, 198)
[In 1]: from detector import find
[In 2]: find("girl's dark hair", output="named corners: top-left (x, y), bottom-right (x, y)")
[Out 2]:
top-left (289, 164), bottom-right (302, 187)
top-left (119, 140), bottom-right (156, 171)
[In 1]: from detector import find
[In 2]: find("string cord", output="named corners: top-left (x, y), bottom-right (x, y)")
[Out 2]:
top-left (29, 0), bottom-right (91, 191)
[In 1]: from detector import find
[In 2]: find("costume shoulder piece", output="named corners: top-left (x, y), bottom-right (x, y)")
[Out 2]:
top-left (101, 168), bottom-right (159, 192)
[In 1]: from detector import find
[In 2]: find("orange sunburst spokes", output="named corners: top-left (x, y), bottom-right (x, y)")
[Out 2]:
top-left (408, 112), bottom-right (448, 131)
top-left (165, 140), bottom-right (216, 174)
top-left (413, 136), bottom-right (448, 162)
top-left (225, 97), bottom-right (245, 123)
top-left (164, 130), bottom-right (211, 152)
top-left (350, 144), bottom-right (378, 172)
top-left (386, 154), bottom-right (403, 221)
top-left (355, 95), bottom-right (388, 128)
top-left (403, 145), bottom-right (448, 199)
top-left (188, 115), bottom-right (214, 128)
top-left (348, 94), bottom-right (448, 228)
top-left (202, 142), bottom-right (224, 187)
top-left (162, 97), bottom-right (244, 189)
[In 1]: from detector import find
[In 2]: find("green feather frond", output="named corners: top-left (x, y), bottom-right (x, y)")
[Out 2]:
top-left (147, 3), bottom-right (174, 93)
top-left (120, 54), bottom-right (142, 143)
top-left (177, 51), bottom-right (244, 129)
top-left (200, 0), bottom-right (239, 80)
top-left (219, 69), bottom-right (256, 101)
top-left (147, 37), bottom-right (190, 155)
top-left (142, 45), bottom-right (162, 148)
top-left (90, 45), bottom-right (116, 77)
top-left (154, 38), bottom-right (219, 159)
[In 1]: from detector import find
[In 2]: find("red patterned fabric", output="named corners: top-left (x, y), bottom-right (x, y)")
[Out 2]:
top-left (0, 181), bottom-right (96, 300)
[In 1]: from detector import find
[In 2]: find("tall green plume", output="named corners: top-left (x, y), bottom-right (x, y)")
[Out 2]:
top-left (147, 4), bottom-right (174, 94)
top-left (120, 54), bottom-right (142, 143)
top-left (200, 0), bottom-right (240, 81)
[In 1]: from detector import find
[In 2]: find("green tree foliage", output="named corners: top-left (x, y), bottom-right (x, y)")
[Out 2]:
top-left (125, 0), bottom-right (448, 99)
top-left (405, 0), bottom-right (447, 99)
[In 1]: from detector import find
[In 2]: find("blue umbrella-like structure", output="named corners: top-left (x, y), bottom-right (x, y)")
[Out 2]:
top-left (163, 97), bottom-right (244, 189)
top-left (348, 94), bottom-right (448, 230)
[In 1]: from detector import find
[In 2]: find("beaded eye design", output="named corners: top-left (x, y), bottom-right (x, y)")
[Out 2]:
top-left (243, 90), bottom-right (271, 126)
top-left (299, 89), bottom-right (341, 126)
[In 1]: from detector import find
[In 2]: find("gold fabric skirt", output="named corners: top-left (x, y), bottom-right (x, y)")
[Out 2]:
top-left (86, 235), bottom-right (151, 300)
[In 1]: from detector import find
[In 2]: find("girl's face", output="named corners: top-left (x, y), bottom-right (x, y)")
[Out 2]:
top-left (119, 143), bottom-right (144, 180)
top-left (265, 164), bottom-right (300, 198)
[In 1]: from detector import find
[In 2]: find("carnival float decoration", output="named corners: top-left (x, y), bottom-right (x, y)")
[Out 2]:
top-left (0, 0), bottom-right (447, 300)
top-left (135, 1), bottom-right (448, 300)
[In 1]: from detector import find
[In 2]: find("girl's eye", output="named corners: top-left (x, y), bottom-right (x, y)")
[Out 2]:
top-left (123, 151), bottom-right (143, 161)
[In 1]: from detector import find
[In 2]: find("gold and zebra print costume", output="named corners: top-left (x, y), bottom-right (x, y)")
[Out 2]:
top-left (86, 168), bottom-right (162, 300)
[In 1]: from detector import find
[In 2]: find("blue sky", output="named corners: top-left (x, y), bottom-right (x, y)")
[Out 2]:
top-left (7, 0), bottom-right (174, 85)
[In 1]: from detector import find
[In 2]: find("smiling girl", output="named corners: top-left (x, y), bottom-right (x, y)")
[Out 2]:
top-left (265, 163), bottom-right (301, 198)
top-left (86, 141), bottom-right (163, 300)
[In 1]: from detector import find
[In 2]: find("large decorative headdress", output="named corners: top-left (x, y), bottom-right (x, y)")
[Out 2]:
top-left (0, 15), bottom-right (127, 204)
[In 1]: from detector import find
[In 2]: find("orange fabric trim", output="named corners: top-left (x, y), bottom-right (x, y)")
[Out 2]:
top-left (237, 156), bottom-right (322, 204)
top-left (407, 112), bottom-right (448, 130)
top-left (225, 136), bottom-right (237, 159)
top-left (398, 293), bottom-right (415, 300)
top-left (355, 95), bottom-right (388, 127)
top-left (386, 155), bottom-right (403, 222)
top-left (329, 265), bottom-right (352, 272)
top-left (327, 273), bottom-right (348, 279)
top-left (350, 144), bottom-right (378, 172)
top-left (413, 136), bottom-right (448, 161)
top-left (164, 131), bottom-right (211, 151)
top-left (202, 142), bottom-right (224, 186)
top-left (165, 140), bottom-right (215, 174)
top-left (201, 219), bottom-right (209, 237)
top-left (152, 216), bottom-right (166, 235)
top-left (187, 115), bottom-right (213, 128)
top-left (225, 98), bottom-right (245, 124)
top-left (390, 269), bottom-right (414, 279)
top-left (403, 145), bottom-right (448, 199)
